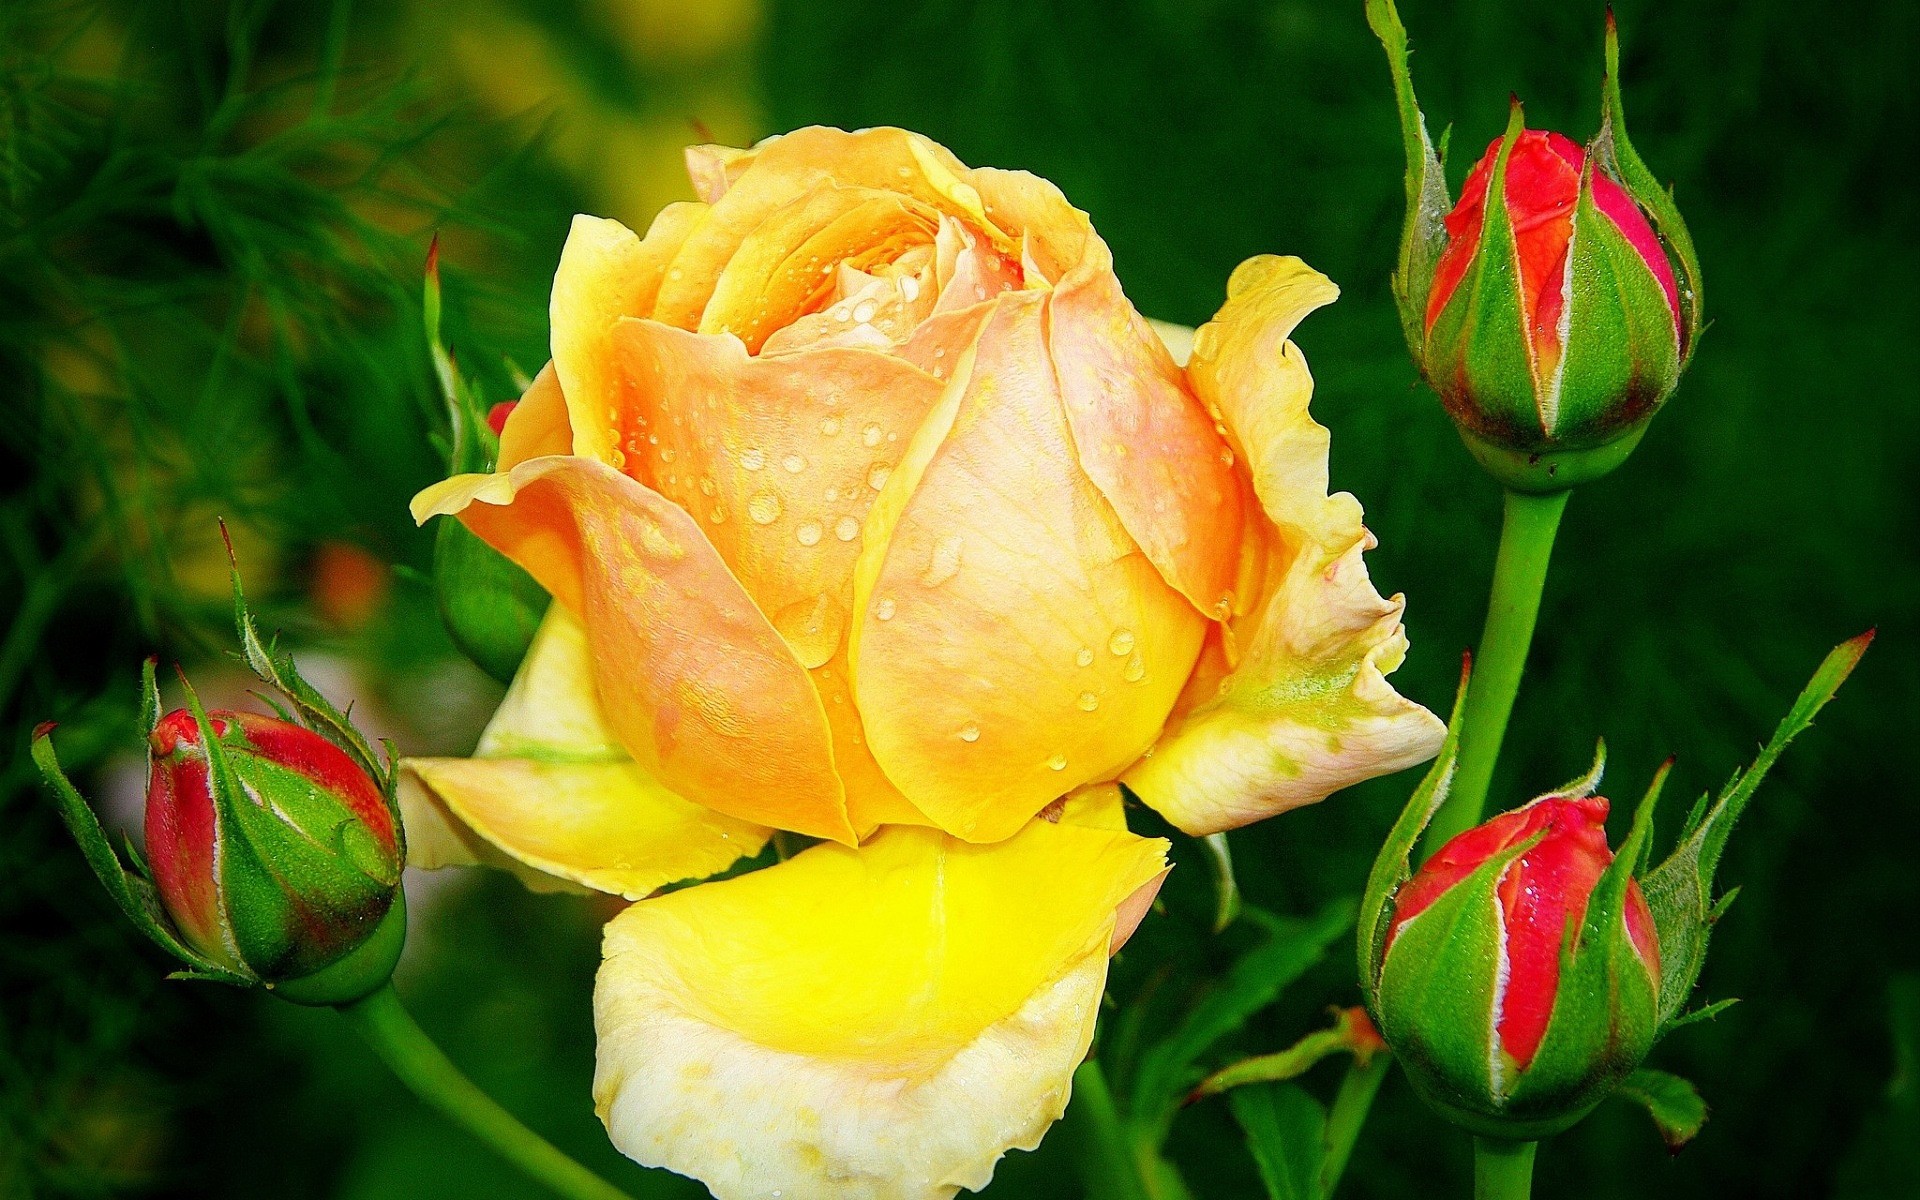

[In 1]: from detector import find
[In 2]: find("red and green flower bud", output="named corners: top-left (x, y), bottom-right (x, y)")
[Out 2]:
top-left (1370, 791), bottom-right (1661, 1139)
top-left (1369, 3), bottom-right (1704, 491)
top-left (146, 707), bottom-right (405, 1002)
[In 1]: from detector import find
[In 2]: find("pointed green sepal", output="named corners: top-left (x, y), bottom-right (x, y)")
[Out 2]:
top-left (1594, 11), bottom-right (1704, 359)
top-left (1365, 0), bottom-right (1453, 358)
top-left (1189, 1008), bottom-right (1385, 1103)
top-left (1423, 102), bottom-right (1542, 451)
top-left (1375, 828), bottom-right (1547, 1135)
top-left (1548, 150), bottom-right (1684, 447)
top-left (224, 527), bottom-right (404, 851)
top-left (1359, 654), bottom-right (1471, 996)
top-left (1641, 631), bottom-right (1872, 1029)
top-left (29, 723), bottom-right (254, 986)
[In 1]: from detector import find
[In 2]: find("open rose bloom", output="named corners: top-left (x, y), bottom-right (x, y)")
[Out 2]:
top-left (402, 127), bottom-right (1444, 1199)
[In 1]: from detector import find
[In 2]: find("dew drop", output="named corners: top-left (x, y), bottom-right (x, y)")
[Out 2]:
top-left (832, 305), bottom-right (851, 322)
top-left (820, 416), bottom-right (842, 436)
top-left (852, 301), bottom-right (877, 324)
top-left (698, 476), bottom-right (716, 497)
top-left (825, 486), bottom-right (841, 503)
top-left (863, 424), bottom-right (884, 447)
top-left (958, 722), bottom-right (981, 743)
top-left (1075, 647), bottom-right (1095, 668)
top-left (900, 276), bottom-right (921, 302)
top-left (1047, 753), bottom-right (1068, 772)
top-left (1077, 691), bottom-right (1099, 712)
top-left (668, 267), bottom-right (684, 281)
top-left (922, 535), bottom-right (964, 587)
top-left (835, 516), bottom-right (861, 542)
top-left (709, 505), bottom-right (728, 524)
top-left (867, 463), bottom-right (893, 490)
top-left (748, 492), bottom-right (783, 524)
top-left (660, 446), bottom-right (676, 463)
top-left (1124, 652), bottom-right (1146, 683)
top-left (782, 453), bottom-right (807, 474)
top-left (932, 346), bottom-right (946, 358)
top-left (796, 521), bottom-right (823, 546)
top-left (875, 597), bottom-right (897, 621)
top-left (1109, 629), bottom-right (1136, 656)
top-left (740, 447), bottom-right (767, 472)
top-left (1219, 447), bottom-right (1235, 467)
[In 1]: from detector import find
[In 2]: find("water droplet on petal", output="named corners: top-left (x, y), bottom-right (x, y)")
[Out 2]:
top-left (748, 492), bottom-right (782, 524)
top-left (900, 276), bottom-right (921, 302)
top-left (835, 516), bottom-right (861, 542)
top-left (660, 446), bottom-right (676, 463)
top-left (741, 447), bottom-right (767, 472)
top-left (1109, 629), bottom-right (1136, 656)
top-left (1124, 652), bottom-right (1146, 683)
top-left (709, 505), bottom-right (728, 524)
top-left (875, 597), bottom-right (897, 621)
top-left (1075, 647), bottom-right (1095, 668)
top-left (796, 521), bottom-right (822, 546)
top-left (863, 424), bottom-right (884, 447)
top-left (1047, 753), bottom-right (1068, 772)
top-left (1077, 691), bottom-right (1099, 712)
top-left (867, 463), bottom-right (893, 490)
top-left (699, 476), bottom-right (716, 497)
top-left (820, 417), bottom-right (841, 436)
top-left (852, 301), bottom-right (876, 324)
top-left (958, 722), bottom-right (980, 743)
top-left (782, 453), bottom-right (807, 474)
top-left (921, 535), bottom-right (964, 587)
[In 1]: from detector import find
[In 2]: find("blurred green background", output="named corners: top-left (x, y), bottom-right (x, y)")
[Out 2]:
top-left (3, 0), bottom-right (1914, 1197)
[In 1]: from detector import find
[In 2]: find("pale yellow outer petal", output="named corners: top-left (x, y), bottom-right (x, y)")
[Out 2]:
top-left (400, 607), bottom-right (768, 899)
top-left (592, 818), bottom-right (1167, 1200)
top-left (1123, 256), bottom-right (1446, 835)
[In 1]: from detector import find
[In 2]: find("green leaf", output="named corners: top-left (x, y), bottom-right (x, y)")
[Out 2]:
top-left (1229, 1083), bottom-right (1327, 1200)
top-left (1358, 654), bottom-right (1470, 996)
top-left (1616, 1068), bottom-right (1709, 1150)
top-left (1365, 0), bottom-right (1453, 360)
top-left (30, 725), bottom-right (251, 985)
top-left (1130, 898), bottom-right (1354, 1142)
top-left (1642, 632), bottom-right (1872, 1028)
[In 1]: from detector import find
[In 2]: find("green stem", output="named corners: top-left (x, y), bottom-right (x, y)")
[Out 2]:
top-left (1423, 488), bottom-right (1569, 856)
top-left (337, 983), bottom-right (633, 1200)
top-left (1473, 1137), bottom-right (1536, 1200)
top-left (1319, 1054), bottom-right (1391, 1197)
top-left (1069, 1060), bottom-right (1154, 1200)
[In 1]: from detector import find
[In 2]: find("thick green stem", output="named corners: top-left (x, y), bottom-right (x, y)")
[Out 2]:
top-left (1423, 488), bottom-right (1569, 856)
top-left (1319, 1054), bottom-right (1391, 1197)
top-left (337, 984), bottom-right (633, 1200)
top-left (1473, 1137), bottom-right (1536, 1200)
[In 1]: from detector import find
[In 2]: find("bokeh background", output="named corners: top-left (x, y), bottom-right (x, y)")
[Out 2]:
top-left (3, 0), bottom-right (1914, 1197)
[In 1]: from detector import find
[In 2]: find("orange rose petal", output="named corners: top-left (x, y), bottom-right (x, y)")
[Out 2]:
top-left (653, 127), bottom-right (996, 330)
top-left (415, 455), bottom-right (856, 843)
top-left (608, 318), bottom-right (946, 672)
top-left (812, 653), bottom-right (933, 834)
top-left (497, 362), bottom-right (573, 470)
top-left (850, 292), bottom-right (1207, 843)
top-left (1123, 256), bottom-right (1445, 835)
top-left (1049, 252), bottom-right (1247, 619)
top-left (550, 207), bottom-right (704, 464)
top-left (700, 186), bottom-right (940, 352)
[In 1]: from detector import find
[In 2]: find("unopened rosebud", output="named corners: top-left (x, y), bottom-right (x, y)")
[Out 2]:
top-left (1368, 788), bottom-right (1659, 1138)
top-left (1370, 3), bottom-right (1703, 490)
top-left (144, 706), bottom-right (405, 1003)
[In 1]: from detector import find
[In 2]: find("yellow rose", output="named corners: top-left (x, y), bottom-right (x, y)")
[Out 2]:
top-left (402, 126), bottom-right (1443, 1200)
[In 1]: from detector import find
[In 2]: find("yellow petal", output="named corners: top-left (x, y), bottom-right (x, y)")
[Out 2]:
top-left (400, 607), bottom-right (769, 898)
top-left (413, 454), bottom-right (857, 843)
top-left (1124, 256), bottom-right (1446, 834)
top-left (652, 127), bottom-right (996, 331)
top-left (497, 362), bottom-right (574, 470)
top-left (850, 292), bottom-right (1206, 843)
top-left (593, 819), bottom-right (1168, 1200)
top-left (550, 207), bottom-right (704, 465)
